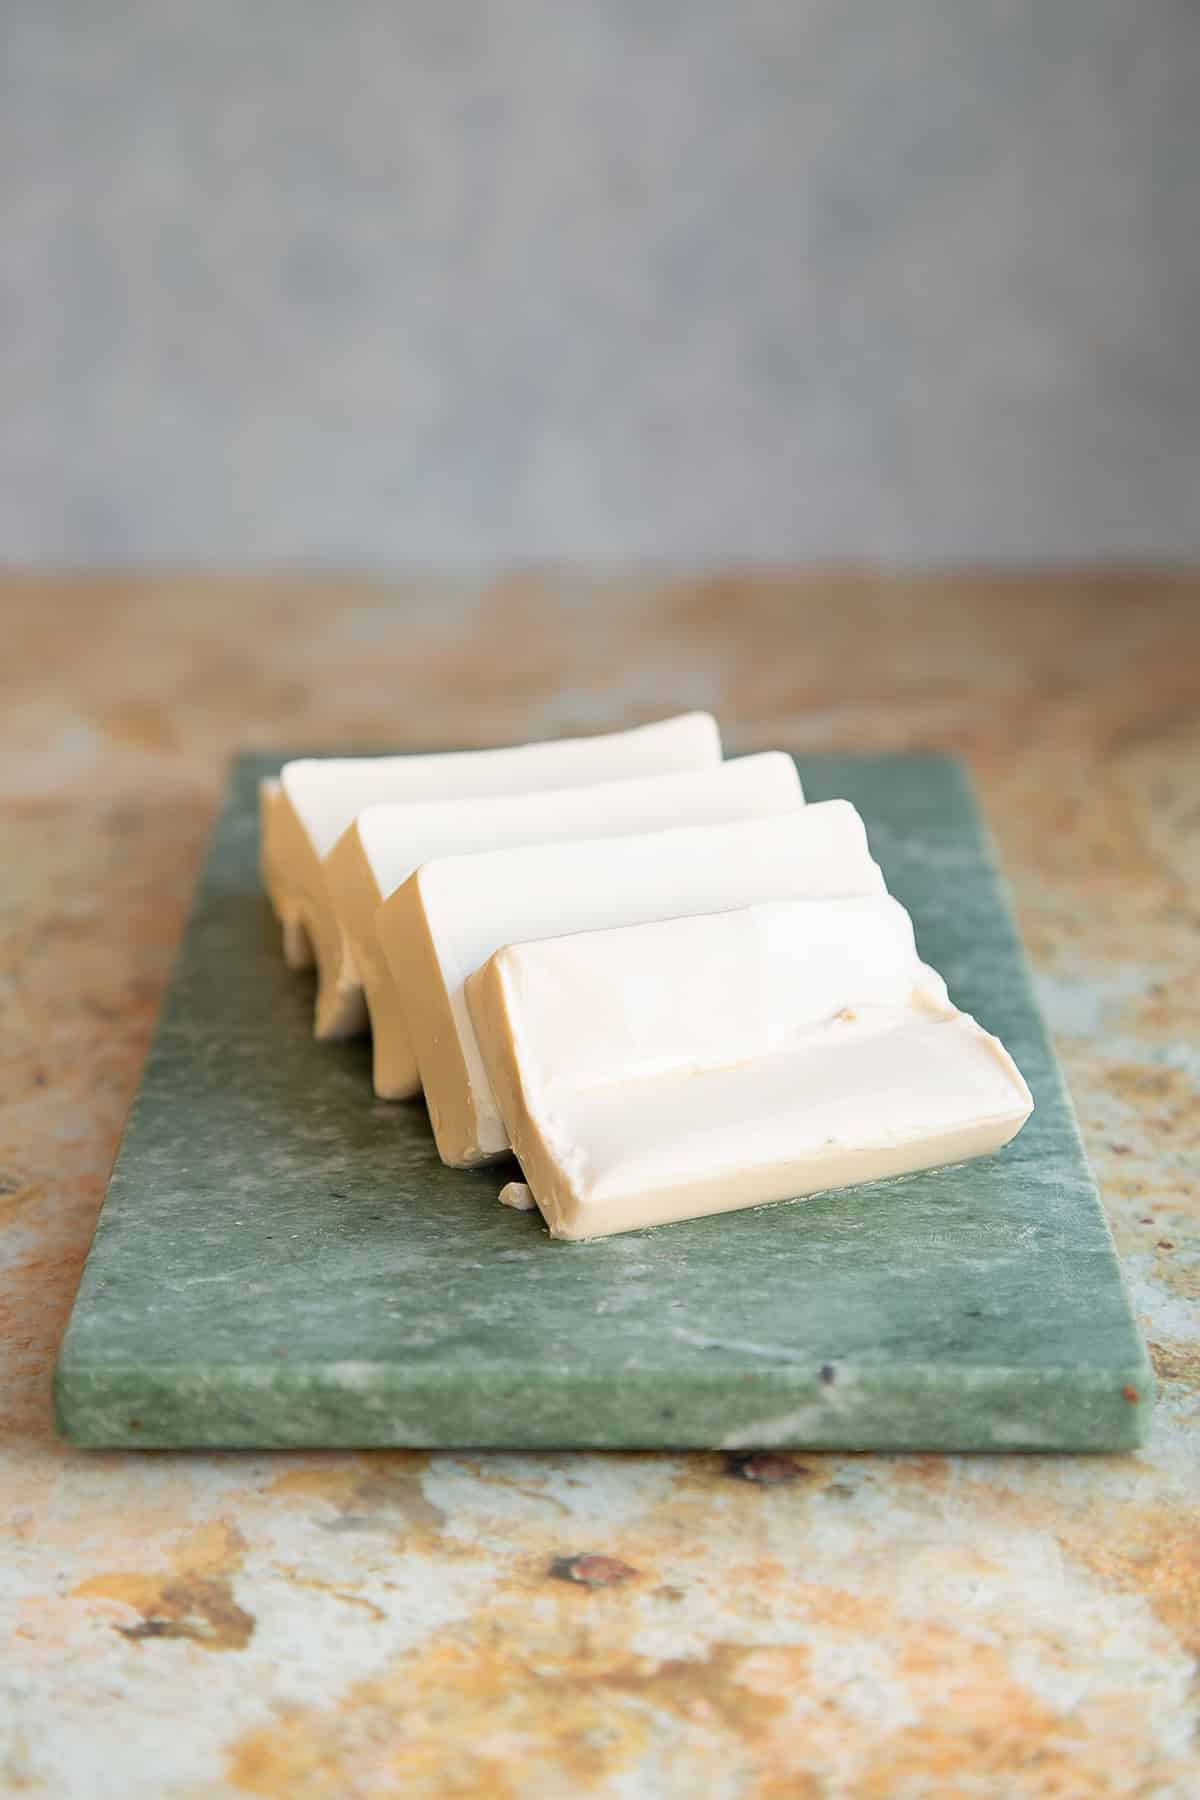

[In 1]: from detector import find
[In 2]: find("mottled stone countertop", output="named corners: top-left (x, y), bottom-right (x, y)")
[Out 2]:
top-left (3, 573), bottom-right (1198, 1798)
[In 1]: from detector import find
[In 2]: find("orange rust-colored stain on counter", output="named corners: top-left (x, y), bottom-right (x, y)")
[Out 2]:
top-left (888, 1463), bottom-right (1200, 1673)
top-left (97, 699), bottom-right (179, 752)
top-left (776, 1576), bottom-right (890, 1638)
top-left (1150, 1339), bottom-right (1200, 1393)
top-left (856, 1636), bottom-right (1092, 1800)
top-left (224, 1577), bottom-right (1182, 1800)
top-left (267, 1453), bottom-right (446, 1547)
top-left (0, 1174), bottom-right (40, 1227)
top-left (1068, 1506), bottom-right (1200, 1663)
top-left (777, 1605), bottom-right (1168, 1799)
top-left (272, 1571), bottom-right (388, 1623)
top-left (1102, 1062), bottom-right (1196, 1113)
top-left (7, 577), bottom-right (1200, 1798)
top-left (417, 582), bottom-right (574, 719)
top-left (72, 1520), bottom-right (254, 1651)
top-left (453, 1455), bottom-right (573, 1515)
top-left (227, 1629), bottom-right (801, 1800)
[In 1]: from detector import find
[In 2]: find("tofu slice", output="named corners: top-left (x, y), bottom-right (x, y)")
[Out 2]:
top-left (259, 778), bottom-right (313, 969)
top-left (466, 896), bottom-right (1034, 1240)
top-left (325, 752), bottom-right (804, 1100)
top-left (377, 801), bottom-right (885, 1168)
top-left (262, 712), bottom-right (721, 1041)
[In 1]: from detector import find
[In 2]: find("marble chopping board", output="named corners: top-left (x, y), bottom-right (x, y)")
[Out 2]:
top-left (54, 754), bottom-right (1152, 1452)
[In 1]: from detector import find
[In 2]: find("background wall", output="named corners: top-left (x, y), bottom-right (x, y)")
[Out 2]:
top-left (5, 0), bottom-right (1199, 565)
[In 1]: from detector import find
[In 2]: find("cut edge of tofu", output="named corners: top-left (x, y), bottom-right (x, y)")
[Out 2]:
top-left (466, 898), bottom-right (1034, 1241)
top-left (323, 751), bottom-right (805, 1103)
top-left (383, 802), bottom-right (887, 1169)
top-left (263, 778), bottom-right (368, 1040)
top-left (323, 820), bottom-right (422, 1097)
top-left (268, 712), bottom-right (726, 1048)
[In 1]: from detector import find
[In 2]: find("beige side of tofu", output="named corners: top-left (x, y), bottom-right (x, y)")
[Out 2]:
top-left (259, 778), bottom-right (316, 971)
top-left (378, 801), bottom-right (886, 1168)
top-left (466, 896), bottom-right (1034, 1240)
top-left (324, 752), bottom-right (804, 1100)
top-left (264, 712), bottom-right (721, 1042)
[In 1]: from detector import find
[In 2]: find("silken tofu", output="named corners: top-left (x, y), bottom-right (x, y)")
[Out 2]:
top-left (466, 896), bottom-right (1034, 1240)
top-left (323, 752), bottom-right (803, 1099)
top-left (262, 712), bottom-right (721, 1040)
top-left (376, 802), bottom-right (886, 1168)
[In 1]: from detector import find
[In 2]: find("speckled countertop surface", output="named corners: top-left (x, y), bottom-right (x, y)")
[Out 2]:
top-left (3, 573), bottom-right (1198, 1798)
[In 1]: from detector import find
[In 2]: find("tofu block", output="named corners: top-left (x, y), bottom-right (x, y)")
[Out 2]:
top-left (378, 801), bottom-right (885, 1167)
top-left (259, 778), bottom-right (313, 969)
top-left (324, 752), bottom-right (804, 1100)
top-left (466, 896), bottom-right (1034, 1240)
top-left (262, 712), bottom-right (721, 1041)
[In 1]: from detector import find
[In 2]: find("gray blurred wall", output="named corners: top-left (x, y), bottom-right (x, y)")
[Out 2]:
top-left (4, 0), bottom-right (1199, 564)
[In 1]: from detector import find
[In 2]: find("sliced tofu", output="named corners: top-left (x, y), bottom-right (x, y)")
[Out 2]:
top-left (261, 712), bottom-right (721, 1041)
top-left (466, 896), bottom-right (1034, 1240)
top-left (377, 802), bottom-right (885, 1167)
top-left (324, 752), bottom-right (804, 1099)
top-left (259, 778), bottom-right (313, 969)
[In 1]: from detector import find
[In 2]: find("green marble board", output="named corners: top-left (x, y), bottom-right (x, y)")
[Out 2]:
top-left (55, 754), bottom-right (1152, 1452)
